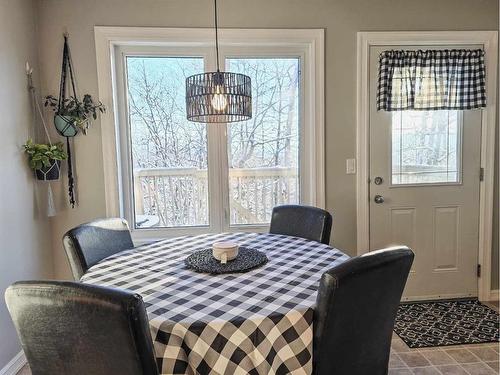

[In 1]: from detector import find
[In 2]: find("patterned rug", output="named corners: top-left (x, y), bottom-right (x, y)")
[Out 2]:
top-left (394, 299), bottom-right (500, 348)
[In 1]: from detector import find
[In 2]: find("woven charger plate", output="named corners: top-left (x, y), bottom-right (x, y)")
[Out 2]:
top-left (185, 246), bottom-right (268, 274)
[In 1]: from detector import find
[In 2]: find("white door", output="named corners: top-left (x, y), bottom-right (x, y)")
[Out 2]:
top-left (369, 46), bottom-right (482, 300)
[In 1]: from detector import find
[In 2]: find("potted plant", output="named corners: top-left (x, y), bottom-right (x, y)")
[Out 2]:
top-left (23, 139), bottom-right (67, 181)
top-left (44, 94), bottom-right (106, 136)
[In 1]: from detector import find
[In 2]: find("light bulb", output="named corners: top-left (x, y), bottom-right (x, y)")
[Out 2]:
top-left (211, 85), bottom-right (228, 111)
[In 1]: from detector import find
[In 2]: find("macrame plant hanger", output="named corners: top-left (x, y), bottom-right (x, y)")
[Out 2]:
top-left (27, 63), bottom-right (58, 216)
top-left (57, 34), bottom-right (77, 208)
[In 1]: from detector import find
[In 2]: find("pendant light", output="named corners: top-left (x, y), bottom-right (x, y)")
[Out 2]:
top-left (186, 0), bottom-right (252, 123)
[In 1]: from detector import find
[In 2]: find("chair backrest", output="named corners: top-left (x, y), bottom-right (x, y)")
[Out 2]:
top-left (313, 247), bottom-right (414, 375)
top-left (5, 281), bottom-right (159, 375)
top-left (63, 218), bottom-right (134, 279)
top-left (269, 205), bottom-right (333, 244)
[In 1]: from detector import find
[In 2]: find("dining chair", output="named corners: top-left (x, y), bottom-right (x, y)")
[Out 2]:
top-left (269, 204), bottom-right (333, 244)
top-left (63, 217), bottom-right (134, 280)
top-left (5, 280), bottom-right (159, 375)
top-left (313, 246), bottom-right (414, 375)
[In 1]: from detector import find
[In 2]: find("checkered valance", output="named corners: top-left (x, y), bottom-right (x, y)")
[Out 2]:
top-left (377, 49), bottom-right (486, 111)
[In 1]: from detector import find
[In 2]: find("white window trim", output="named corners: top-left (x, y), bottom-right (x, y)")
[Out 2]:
top-left (94, 27), bottom-right (325, 241)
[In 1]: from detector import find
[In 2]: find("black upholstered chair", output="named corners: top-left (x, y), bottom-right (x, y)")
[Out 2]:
top-left (269, 205), bottom-right (333, 244)
top-left (63, 218), bottom-right (134, 280)
top-left (313, 247), bottom-right (414, 375)
top-left (5, 280), bottom-right (158, 375)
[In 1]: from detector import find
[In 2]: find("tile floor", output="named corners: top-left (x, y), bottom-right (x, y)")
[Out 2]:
top-left (390, 301), bottom-right (500, 375)
top-left (16, 301), bottom-right (500, 375)
top-left (16, 341), bottom-right (500, 375)
top-left (389, 335), bottom-right (499, 374)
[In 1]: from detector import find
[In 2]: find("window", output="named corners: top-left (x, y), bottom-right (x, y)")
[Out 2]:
top-left (391, 110), bottom-right (461, 185)
top-left (226, 58), bottom-right (300, 225)
top-left (126, 57), bottom-right (209, 228)
top-left (102, 28), bottom-right (324, 238)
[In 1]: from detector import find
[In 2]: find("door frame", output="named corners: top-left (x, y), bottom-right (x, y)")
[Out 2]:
top-left (356, 31), bottom-right (498, 302)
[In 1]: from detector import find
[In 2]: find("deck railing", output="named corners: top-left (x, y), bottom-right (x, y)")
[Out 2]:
top-left (134, 166), bottom-right (299, 227)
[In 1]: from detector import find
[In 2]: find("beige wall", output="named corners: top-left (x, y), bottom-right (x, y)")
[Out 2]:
top-left (0, 0), bottom-right (54, 369)
top-left (34, 0), bottom-right (499, 288)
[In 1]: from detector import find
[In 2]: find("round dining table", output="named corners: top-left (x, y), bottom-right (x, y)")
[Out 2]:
top-left (81, 232), bottom-right (349, 375)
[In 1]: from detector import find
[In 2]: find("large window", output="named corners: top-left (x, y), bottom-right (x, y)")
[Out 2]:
top-left (103, 28), bottom-right (324, 238)
top-left (126, 57), bottom-right (209, 228)
top-left (227, 58), bottom-right (300, 225)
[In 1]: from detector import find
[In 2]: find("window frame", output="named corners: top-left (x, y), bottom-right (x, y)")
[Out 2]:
top-left (115, 47), bottom-right (220, 238)
top-left (95, 27), bottom-right (325, 242)
top-left (220, 49), bottom-right (306, 231)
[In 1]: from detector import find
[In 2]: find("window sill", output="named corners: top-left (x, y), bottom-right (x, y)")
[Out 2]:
top-left (131, 224), bottom-right (270, 246)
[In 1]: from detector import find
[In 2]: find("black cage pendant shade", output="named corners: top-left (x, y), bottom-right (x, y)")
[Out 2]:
top-left (186, 0), bottom-right (252, 123)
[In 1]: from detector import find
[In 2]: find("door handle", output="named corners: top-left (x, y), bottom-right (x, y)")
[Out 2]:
top-left (374, 195), bottom-right (385, 204)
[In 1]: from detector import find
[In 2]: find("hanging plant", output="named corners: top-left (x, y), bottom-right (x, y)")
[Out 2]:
top-left (44, 33), bottom-right (106, 208)
top-left (23, 139), bottom-right (67, 181)
top-left (46, 34), bottom-right (105, 138)
top-left (44, 94), bottom-right (106, 135)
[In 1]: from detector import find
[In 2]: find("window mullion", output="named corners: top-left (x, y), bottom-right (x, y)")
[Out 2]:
top-left (205, 51), bottom-right (229, 233)
top-left (206, 122), bottom-right (223, 233)
top-left (219, 50), bottom-right (231, 232)
top-left (219, 123), bottom-right (231, 231)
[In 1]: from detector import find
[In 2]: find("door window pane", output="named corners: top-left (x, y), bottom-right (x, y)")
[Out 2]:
top-left (226, 58), bottom-right (300, 225)
top-left (392, 110), bottom-right (461, 185)
top-left (126, 57), bottom-right (209, 228)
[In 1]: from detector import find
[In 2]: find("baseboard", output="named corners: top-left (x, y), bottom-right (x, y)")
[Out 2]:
top-left (401, 293), bottom-right (476, 302)
top-left (0, 351), bottom-right (26, 375)
top-left (489, 289), bottom-right (499, 301)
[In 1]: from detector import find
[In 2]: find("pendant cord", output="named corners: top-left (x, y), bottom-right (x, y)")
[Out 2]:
top-left (214, 0), bottom-right (220, 72)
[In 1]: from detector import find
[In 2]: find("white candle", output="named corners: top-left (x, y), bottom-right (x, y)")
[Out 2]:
top-left (212, 241), bottom-right (239, 264)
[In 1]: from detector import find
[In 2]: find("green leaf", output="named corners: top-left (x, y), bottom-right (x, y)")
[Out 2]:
top-left (22, 139), bottom-right (67, 170)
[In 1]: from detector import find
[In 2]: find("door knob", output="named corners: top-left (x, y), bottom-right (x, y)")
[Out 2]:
top-left (374, 195), bottom-right (385, 204)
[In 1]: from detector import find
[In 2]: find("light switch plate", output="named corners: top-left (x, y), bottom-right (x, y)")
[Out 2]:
top-left (346, 158), bottom-right (356, 174)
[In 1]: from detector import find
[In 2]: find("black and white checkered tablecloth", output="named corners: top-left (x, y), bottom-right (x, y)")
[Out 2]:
top-left (81, 232), bottom-right (349, 375)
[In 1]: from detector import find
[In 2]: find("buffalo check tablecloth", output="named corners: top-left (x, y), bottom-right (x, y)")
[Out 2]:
top-left (81, 232), bottom-right (349, 375)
